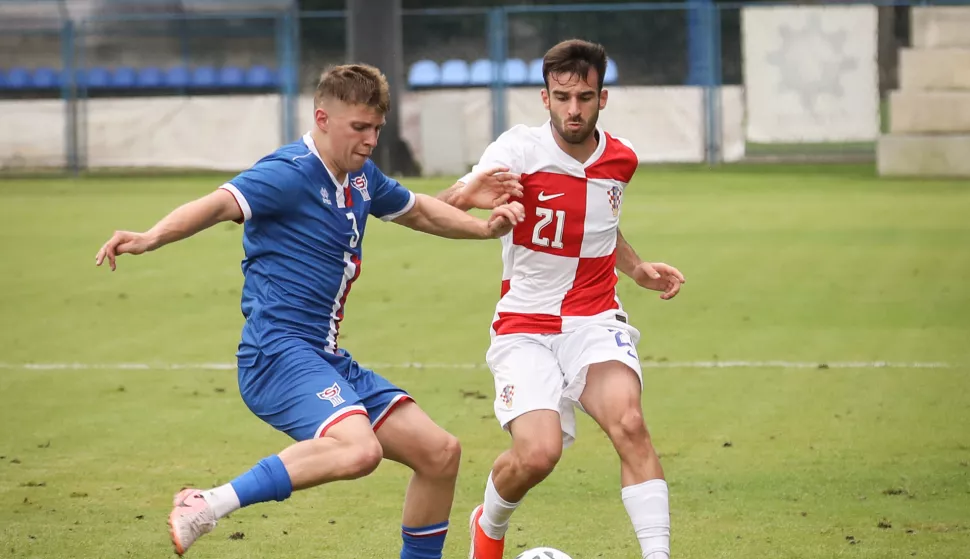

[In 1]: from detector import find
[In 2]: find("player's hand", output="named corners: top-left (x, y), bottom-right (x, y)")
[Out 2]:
top-left (95, 230), bottom-right (154, 271)
top-left (631, 262), bottom-right (686, 300)
top-left (460, 166), bottom-right (524, 209)
top-left (485, 201), bottom-right (525, 238)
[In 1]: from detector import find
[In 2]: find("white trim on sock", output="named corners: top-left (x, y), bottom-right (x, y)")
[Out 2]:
top-left (622, 479), bottom-right (670, 559)
top-left (478, 472), bottom-right (520, 540)
top-left (201, 483), bottom-right (241, 520)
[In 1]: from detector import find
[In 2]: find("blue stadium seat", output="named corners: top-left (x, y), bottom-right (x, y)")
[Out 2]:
top-left (5, 67), bottom-right (30, 89)
top-left (503, 58), bottom-right (528, 85)
top-left (469, 59), bottom-right (492, 86)
top-left (523, 58), bottom-right (616, 86)
top-left (164, 66), bottom-right (190, 88)
top-left (245, 65), bottom-right (276, 88)
top-left (439, 59), bottom-right (469, 86)
top-left (111, 66), bottom-right (137, 88)
top-left (85, 67), bottom-right (111, 89)
top-left (191, 66), bottom-right (218, 88)
top-left (137, 67), bottom-right (164, 88)
top-left (219, 66), bottom-right (246, 88)
top-left (32, 67), bottom-right (61, 89)
top-left (604, 57), bottom-right (618, 84)
top-left (408, 59), bottom-right (439, 88)
top-left (528, 58), bottom-right (544, 85)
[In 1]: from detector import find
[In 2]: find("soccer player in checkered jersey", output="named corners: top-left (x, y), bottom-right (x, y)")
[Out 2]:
top-left (440, 40), bottom-right (686, 559)
top-left (95, 64), bottom-right (525, 558)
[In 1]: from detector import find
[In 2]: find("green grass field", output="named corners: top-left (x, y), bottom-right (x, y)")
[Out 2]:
top-left (1, 164), bottom-right (969, 559)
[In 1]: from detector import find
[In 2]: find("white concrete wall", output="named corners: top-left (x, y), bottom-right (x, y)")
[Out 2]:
top-left (0, 86), bottom-right (746, 174)
top-left (912, 7), bottom-right (970, 48)
top-left (889, 91), bottom-right (970, 134)
top-left (878, 134), bottom-right (970, 178)
top-left (899, 49), bottom-right (970, 91)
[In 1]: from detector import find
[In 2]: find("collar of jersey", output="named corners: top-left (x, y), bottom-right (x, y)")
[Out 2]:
top-left (541, 119), bottom-right (608, 169)
top-left (302, 132), bottom-right (349, 189)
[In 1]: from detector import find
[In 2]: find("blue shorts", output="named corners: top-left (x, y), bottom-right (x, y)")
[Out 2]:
top-left (237, 343), bottom-right (411, 441)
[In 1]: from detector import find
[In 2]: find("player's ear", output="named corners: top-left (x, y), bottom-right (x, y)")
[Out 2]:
top-left (541, 88), bottom-right (550, 111)
top-left (599, 88), bottom-right (608, 110)
top-left (314, 107), bottom-right (329, 132)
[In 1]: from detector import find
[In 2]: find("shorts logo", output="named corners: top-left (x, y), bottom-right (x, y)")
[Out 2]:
top-left (317, 383), bottom-right (345, 406)
top-left (351, 175), bottom-right (371, 201)
top-left (499, 384), bottom-right (515, 409)
top-left (607, 184), bottom-right (622, 217)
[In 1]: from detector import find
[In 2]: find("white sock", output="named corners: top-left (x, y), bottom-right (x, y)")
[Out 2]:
top-left (621, 479), bottom-right (671, 559)
top-left (201, 484), bottom-right (241, 520)
top-left (478, 472), bottom-right (521, 540)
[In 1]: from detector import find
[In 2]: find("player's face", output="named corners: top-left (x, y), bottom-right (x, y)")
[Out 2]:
top-left (542, 69), bottom-right (608, 145)
top-left (319, 101), bottom-right (385, 172)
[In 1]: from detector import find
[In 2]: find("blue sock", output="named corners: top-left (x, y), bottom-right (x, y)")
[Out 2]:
top-left (229, 455), bottom-right (293, 508)
top-left (401, 521), bottom-right (449, 559)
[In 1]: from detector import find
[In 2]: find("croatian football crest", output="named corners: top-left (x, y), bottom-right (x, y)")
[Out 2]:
top-left (499, 384), bottom-right (515, 409)
top-left (607, 184), bottom-right (622, 217)
top-left (317, 382), bottom-right (345, 406)
top-left (351, 175), bottom-right (371, 201)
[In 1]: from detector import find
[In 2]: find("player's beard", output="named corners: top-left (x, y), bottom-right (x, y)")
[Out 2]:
top-left (553, 109), bottom-right (599, 145)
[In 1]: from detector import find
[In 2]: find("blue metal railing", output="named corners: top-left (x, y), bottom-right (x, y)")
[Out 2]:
top-left (3, 0), bottom-right (970, 173)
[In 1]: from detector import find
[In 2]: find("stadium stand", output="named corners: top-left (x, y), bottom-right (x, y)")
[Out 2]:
top-left (404, 57), bottom-right (619, 88)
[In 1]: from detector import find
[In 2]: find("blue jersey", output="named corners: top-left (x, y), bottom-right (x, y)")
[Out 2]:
top-left (220, 134), bottom-right (415, 367)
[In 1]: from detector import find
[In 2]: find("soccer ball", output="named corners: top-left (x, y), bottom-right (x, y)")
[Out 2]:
top-left (514, 547), bottom-right (574, 559)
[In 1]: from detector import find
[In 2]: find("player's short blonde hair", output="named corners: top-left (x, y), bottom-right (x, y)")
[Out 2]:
top-left (314, 63), bottom-right (390, 114)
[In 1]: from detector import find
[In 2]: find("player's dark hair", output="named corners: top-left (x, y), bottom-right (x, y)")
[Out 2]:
top-left (542, 39), bottom-right (608, 91)
top-left (315, 63), bottom-right (391, 114)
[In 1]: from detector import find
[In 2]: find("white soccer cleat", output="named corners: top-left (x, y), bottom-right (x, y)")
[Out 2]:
top-left (168, 488), bottom-right (217, 556)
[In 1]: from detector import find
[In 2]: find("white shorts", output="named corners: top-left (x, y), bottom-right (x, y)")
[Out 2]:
top-left (485, 318), bottom-right (642, 448)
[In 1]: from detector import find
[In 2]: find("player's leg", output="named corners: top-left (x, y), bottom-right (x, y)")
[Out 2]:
top-left (480, 407), bottom-right (564, 520)
top-left (168, 347), bottom-right (383, 556)
top-left (564, 324), bottom-right (670, 559)
top-left (374, 398), bottom-right (461, 559)
top-left (470, 335), bottom-right (567, 559)
top-left (347, 362), bottom-right (460, 559)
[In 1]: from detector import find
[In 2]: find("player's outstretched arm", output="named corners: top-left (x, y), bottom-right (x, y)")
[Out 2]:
top-left (95, 189), bottom-right (242, 271)
top-left (436, 166), bottom-right (523, 211)
top-left (393, 193), bottom-right (525, 240)
top-left (616, 228), bottom-right (687, 300)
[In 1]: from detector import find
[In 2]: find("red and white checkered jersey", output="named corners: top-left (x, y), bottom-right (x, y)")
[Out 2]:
top-left (462, 121), bottom-right (639, 336)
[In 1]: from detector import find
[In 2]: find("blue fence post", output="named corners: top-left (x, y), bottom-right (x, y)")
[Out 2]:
top-left (277, 8), bottom-right (299, 145)
top-left (75, 18), bottom-right (88, 172)
top-left (283, 7), bottom-right (299, 144)
top-left (686, 0), bottom-right (712, 86)
top-left (61, 17), bottom-right (79, 175)
top-left (700, 2), bottom-right (722, 165)
top-left (487, 7), bottom-right (508, 141)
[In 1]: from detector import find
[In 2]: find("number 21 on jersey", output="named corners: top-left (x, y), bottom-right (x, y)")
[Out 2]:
top-left (532, 207), bottom-right (565, 249)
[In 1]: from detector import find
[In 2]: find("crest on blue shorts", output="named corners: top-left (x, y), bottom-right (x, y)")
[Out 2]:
top-left (317, 383), bottom-right (345, 406)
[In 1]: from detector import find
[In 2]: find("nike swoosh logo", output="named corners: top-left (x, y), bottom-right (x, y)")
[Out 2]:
top-left (537, 192), bottom-right (564, 202)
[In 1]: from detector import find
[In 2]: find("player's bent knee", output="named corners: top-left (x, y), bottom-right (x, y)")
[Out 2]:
top-left (439, 433), bottom-right (462, 478)
top-left (516, 442), bottom-right (562, 481)
top-left (608, 408), bottom-right (651, 448)
top-left (345, 438), bottom-right (384, 478)
top-left (421, 432), bottom-right (462, 480)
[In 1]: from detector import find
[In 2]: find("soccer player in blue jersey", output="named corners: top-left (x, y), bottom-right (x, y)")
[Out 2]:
top-left (94, 64), bottom-right (525, 558)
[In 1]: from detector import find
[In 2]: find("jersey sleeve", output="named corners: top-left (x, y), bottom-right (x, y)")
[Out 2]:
top-left (369, 168), bottom-right (416, 221)
top-left (219, 158), bottom-right (301, 223)
top-left (458, 126), bottom-right (525, 185)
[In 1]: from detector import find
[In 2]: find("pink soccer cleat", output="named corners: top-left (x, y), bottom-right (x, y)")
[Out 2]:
top-left (168, 488), bottom-right (217, 556)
